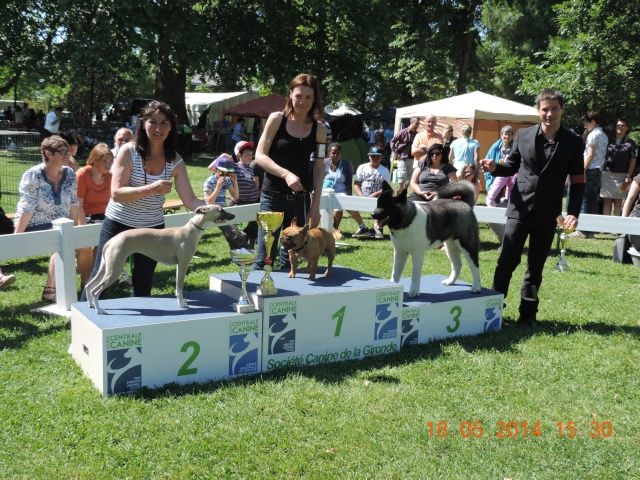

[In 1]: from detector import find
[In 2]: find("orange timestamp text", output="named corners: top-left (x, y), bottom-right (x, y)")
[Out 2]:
top-left (425, 420), bottom-right (614, 439)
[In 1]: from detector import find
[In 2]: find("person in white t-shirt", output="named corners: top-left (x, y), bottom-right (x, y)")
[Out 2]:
top-left (354, 146), bottom-right (391, 239)
top-left (43, 107), bottom-right (63, 137)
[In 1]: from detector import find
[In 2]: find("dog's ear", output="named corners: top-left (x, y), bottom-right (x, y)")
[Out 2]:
top-left (194, 205), bottom-right (208, 214)
top-left (290, 217), bottom-right (298, 227)
top-left (397, 187), bottom-right (408, 202)
top-left (382, 181), bottom-right (393, 192)
top-left (301, 223), bottom-right (310, 234)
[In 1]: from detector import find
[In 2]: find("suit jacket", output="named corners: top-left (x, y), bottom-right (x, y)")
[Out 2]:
top-left (494, 124), bottom-right (585, 221)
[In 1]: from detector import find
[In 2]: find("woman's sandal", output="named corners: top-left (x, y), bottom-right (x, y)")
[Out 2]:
top-left (41, 286), bottom-right (56, 304)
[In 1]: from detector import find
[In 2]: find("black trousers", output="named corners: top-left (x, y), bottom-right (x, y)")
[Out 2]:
top-left (81, 217), bottom-right (164, 300)
top-left (492, 214), bottom-right (557, 317)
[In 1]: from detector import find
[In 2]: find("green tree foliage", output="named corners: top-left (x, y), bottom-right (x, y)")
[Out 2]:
top-left (518, 0), bottom-right (640, 125)
top-left (477, 0), bottom-right (561, 103)
top-left (2, 0), bottom-right (639, 124)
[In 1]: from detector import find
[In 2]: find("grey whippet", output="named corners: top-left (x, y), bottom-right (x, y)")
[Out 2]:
top-left (85, 204), bottom-right (234, 314)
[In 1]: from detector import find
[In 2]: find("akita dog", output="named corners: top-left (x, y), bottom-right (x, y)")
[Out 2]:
top-left (372, 181), bottom-right (481, 297)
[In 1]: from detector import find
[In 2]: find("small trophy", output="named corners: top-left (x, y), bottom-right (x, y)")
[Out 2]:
top-left (554, 217), bottom-right (572, 272)
top-left (256, 211), bottom-right (284, 296)
top-left (230, 248), bottom-right (258, 313)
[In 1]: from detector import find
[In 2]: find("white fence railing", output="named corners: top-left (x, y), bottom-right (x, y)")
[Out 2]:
top-left (2, 191), bottom-right (640, 314)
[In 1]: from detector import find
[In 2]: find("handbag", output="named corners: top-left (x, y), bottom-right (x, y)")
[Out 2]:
top-left (323, 160), bottom-right (342, 189)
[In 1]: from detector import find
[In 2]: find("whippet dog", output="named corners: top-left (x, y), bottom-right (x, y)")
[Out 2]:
top-left (85, 204), bottom-right (234, 314)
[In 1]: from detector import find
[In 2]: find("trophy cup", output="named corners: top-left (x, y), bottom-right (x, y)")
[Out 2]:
top-left (230, 248), bottom-right (258, 313)
top-left (256, 211), bottom-right (284, 296)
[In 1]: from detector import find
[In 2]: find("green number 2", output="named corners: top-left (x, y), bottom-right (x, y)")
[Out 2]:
top-left (177, 340), bottom-right (200, 376)
top-left (447, 305), bottom-right (462, 333)
top-left (332, 306), bottom-right (346, 336)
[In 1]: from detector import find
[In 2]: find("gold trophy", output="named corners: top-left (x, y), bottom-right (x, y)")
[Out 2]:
top-left (230, 248), bottom-right (258, 313)
top-left (256, 211), bottom-right (284, 296)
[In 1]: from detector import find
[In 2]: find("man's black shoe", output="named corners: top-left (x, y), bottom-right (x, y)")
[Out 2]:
top-left (517, 315), bottom-right (539, 328)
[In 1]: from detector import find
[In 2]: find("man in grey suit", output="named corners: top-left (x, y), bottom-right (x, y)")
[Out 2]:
top-left (481, 89), bottom-right (585, 327)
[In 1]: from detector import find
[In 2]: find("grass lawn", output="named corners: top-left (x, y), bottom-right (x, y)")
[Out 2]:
top-left (1, 156), bottom-right (639, 478)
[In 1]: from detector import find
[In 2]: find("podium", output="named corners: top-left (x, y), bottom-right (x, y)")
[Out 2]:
top-left (211, 267), bottom-right (403, 372)
top-left (70, 291), bottom-right (262, 395)
top-left (69, 269), bottom-right (502, 395)
top-left (399, 275), bottom-right (503, 347)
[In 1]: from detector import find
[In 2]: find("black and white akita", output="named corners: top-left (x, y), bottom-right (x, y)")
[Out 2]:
top-left (371, 180), bottom-right (481, 297)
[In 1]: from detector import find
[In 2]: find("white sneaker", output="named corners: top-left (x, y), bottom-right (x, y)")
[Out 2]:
top-left (0, 274), bottom-right (16, 289)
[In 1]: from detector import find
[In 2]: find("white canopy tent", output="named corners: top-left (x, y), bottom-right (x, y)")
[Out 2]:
top-left (394, 91), bottom-right (540, 157)
top-left (185, 91), bottom-right (258, 128)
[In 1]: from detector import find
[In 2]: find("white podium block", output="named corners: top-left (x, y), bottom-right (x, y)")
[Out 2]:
top-left (211, 267), bottom-right (404, 372)
top-left (70, 291), bottom-right (262, 395)
top-left (399, 275), bottom-right (503, 346)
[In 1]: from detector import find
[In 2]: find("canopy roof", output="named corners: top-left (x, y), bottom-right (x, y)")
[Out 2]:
top-left (395, 91), bottom-right (539, 123)
top-left (325, 103), bottom-right (362, 116)
top-left (185, 91), bottom-right (257, 125)
top-left (222, 93), bottom-right (286, 118)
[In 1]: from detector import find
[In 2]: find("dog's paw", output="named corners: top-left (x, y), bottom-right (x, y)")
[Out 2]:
top-left (288, 272), bottom-right (296, 278)
top-left (470, 285), bottom-right (482, 294)
top-left (178, 300), bottom-right (189, 308)
top-left (309, 275), bottom-right (316, 281)
top-left (442, 277), bottom-right (455, 286)
top-left (97, 308), bottom-right (106, 315)
top-left (408, 289), bottom-right (420, 298)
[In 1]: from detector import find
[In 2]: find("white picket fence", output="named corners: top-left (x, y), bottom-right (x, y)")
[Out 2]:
top-left (2, 190), bottom-right (640, 315)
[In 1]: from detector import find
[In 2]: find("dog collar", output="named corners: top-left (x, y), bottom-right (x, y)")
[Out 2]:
top-left (190, 220), bottom-right (205, 231)
top-left (292, 235), bottom-right (310, 253)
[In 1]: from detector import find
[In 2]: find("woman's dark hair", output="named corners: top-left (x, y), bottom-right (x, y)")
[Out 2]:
top-left (427, 143), bottom-right (446, 166)
top-left (135, 100), bottom-right (177, 162)
top-left (283, 73), bottom-right (323, 121)
top-left (60, 130), bottom-right (77, 146)
top-left (582, 110), bottom-right (603, 126)
top-left (328, 142), bottom-right (341, 152)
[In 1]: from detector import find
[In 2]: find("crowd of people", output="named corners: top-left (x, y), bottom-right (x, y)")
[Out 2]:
top-left (2, 79), bottom-right (639, 330)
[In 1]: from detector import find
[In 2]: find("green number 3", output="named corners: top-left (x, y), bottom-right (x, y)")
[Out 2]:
top-left (177, 341), bottom-right (200, 376)
top-left (447, 305), bottom-right (462, 333)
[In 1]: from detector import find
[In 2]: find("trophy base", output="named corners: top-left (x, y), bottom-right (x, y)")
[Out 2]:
top-left (234, 303), bottom-right (256, 314)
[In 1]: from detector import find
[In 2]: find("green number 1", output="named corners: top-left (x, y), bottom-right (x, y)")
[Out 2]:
top-left (332, 306), bottom-right (346, 336)
top-left (177, 341), bottom-right (200, 376)
top-left (447, 305), bottom-right (462, 333)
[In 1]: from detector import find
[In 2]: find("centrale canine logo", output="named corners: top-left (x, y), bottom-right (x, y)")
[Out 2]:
top-left (106, 347), bottom-right (142, 395)
top-left (228, 333), bottom-right (259, 376)
top-left (484, 306), bottom-right (501, 332)
top-left (374, 298), bottom-right (399, 341)
top-left (268, 313), bottom-right (296, 355)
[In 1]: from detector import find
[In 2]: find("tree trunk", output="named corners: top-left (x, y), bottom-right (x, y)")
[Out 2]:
top-left (154, 27), bottom-right (188, 123)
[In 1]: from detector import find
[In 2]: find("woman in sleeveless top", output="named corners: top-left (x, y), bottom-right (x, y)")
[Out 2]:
top-left (254, 73), bottom-right (328, 270)
top-left (85, 101), bottom-right (203, 297)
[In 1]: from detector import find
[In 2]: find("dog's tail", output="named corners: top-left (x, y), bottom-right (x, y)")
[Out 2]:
top-left (436, 180), bottom-right (476, 208)
top-left (332, 229), bottom-right (343, 241)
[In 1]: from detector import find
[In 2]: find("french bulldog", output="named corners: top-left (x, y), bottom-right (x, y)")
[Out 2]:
top-left (279, 217), bottom-right (342, 280)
